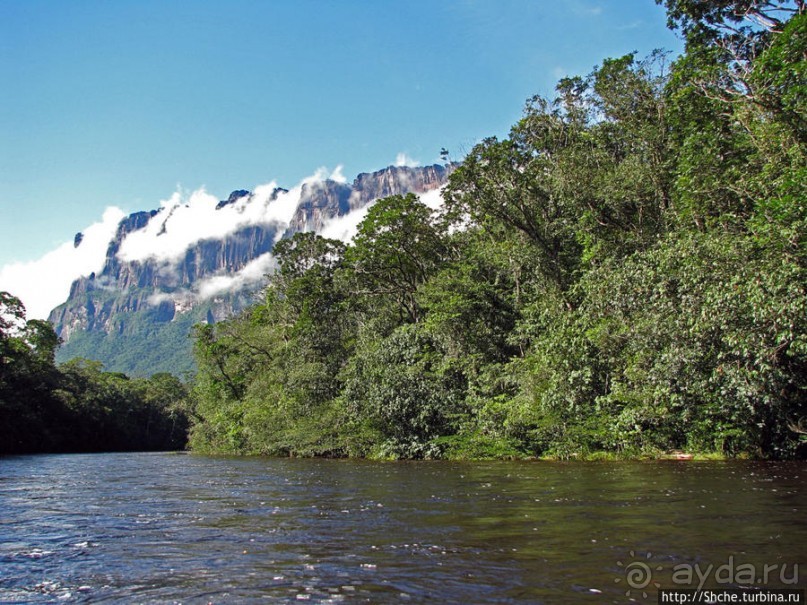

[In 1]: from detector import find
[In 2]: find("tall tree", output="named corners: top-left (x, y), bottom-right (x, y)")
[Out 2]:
top-left (344, 193), bottom-right (448, 324)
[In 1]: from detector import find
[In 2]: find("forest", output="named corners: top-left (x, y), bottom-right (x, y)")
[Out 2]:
top-left (0, 292), bottom-right (190, 454)
top-left (188, 1), bottom-right (806, 459)
top-left (2, 0), bottom-right (805, 458)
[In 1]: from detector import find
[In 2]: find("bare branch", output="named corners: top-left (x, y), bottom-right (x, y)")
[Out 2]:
top-left (788, 417), bottom-right (807, 435)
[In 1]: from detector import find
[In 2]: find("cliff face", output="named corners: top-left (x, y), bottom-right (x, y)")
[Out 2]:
top-left (284, 164), bottom-right (451, 233)
top-left (50, 221), bottom-right (283, 342)
top-left (351, 164), bottom-right (449, 204)
top-left (49, 164), bottom-right (452, 375)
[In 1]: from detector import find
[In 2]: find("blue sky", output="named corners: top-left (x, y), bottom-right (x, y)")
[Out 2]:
top-left (0, 0), bottom-right (682, 278)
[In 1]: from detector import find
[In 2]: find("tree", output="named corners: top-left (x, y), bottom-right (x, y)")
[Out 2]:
top-left (344, 193), bottom-right (448, 324)
top-left (341, 325), bottom-right (465, 459)
top-left (273, 231), bottom-right (345, 285)
top-left (658, 0), bottom-right (805, 126)
top-left (446, 53), bottom-right (671, 293)
top-left (658, 1), bottom-right (803, 36)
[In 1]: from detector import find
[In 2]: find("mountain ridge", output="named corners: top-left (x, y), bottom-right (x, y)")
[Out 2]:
top-left (49, 163), bottom-right (453, 376)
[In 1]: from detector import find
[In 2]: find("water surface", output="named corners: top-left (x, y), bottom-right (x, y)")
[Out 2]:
top-left (0, 453), bottom-right (804, 603)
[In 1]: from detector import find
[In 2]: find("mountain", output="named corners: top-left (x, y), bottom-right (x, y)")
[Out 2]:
top-left (49, 164), bottom-right (452, 376)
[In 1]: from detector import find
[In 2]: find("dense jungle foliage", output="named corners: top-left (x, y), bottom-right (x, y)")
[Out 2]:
top-left (0, 292), bottom-right (191, 454)
top-left (3, 1), bottom-right (804, 459)
top-left (189, 1), bottom-right (807, 459)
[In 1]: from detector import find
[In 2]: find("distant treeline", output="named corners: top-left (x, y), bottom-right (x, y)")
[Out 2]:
top-left (0, 291), bottom-right (190, 454)
top-left (188, 2), bottom-right (806, 459)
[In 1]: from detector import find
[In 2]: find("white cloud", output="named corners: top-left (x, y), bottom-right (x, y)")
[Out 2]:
top-left (0, 164), bottom-right (447, 321)
top-left (616, 19), bottom-right (643, 30)
top-left (0, 207), bottom-right (125, 319)
top-left (320, 186), bottom-right (446, 243)
top-left (195, 252), bottom-right (277, 299)
top-left (144, 253), bottom-right (278, 307)
top-left (329, 165), bottom-right (347, 184)
top-left (117, 185), bottom-right (280, 263)
top-left (319, 205), bottom-right (371, 243)
top-left (117, 168), bottom-right (338, 265)
top-left (573, 3), bottom-right (603, 16)
top-left (419, 187), bottom-right (444, 211)
top-left (395, 152), bottom-right (419, 168)
top-left (147, 290), bottom-right (183, 307)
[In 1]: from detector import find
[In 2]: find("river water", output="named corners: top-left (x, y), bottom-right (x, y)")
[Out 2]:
top-left (0, 453), bottom-right (804, 604)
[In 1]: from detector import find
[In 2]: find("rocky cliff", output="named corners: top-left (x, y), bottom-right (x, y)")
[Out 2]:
top-left (49, 164), bottom-right (452, 375)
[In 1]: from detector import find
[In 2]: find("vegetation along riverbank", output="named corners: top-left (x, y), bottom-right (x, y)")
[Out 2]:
top-left (2, 1), bottom-right (805, 459)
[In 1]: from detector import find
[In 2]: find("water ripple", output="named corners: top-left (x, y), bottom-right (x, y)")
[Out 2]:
top-left (0, 454), bottom-right (804, 603)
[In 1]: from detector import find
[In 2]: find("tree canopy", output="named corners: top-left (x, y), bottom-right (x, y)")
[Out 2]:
top-left (188, 4), bottom-right (806, 458)
top-left (1, 292), bottom-right (191, 454)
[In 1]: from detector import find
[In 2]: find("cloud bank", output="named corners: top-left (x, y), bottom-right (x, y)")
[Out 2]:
top-left (147, 252), bottom-right (278, 307)
top-left (117, 166), bottom-right (352, 265)
top-left (195, 253), bottom-right (278, 300)
top-left (0, 207), bottom-right (125, 319)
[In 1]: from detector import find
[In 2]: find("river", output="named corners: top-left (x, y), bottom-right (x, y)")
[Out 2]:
top-left (0, 453), bottom-right (804, 603)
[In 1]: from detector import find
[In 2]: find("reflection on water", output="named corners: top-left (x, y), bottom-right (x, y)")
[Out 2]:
top-left (0, 453), bottom-right (804, 603)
